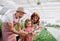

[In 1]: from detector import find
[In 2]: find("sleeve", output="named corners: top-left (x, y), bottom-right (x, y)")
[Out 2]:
top-left (5, 15), bottom-right (13, 23)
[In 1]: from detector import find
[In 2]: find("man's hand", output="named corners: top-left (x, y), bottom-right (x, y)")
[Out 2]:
top-left (19, 31), bottom-right (28, 38)
top-left (28, 32), bottom-right (34, 37)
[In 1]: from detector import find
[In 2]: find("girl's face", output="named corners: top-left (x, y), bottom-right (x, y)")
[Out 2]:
top-left (33, 16), bottom-right (38, 22)
top-left (26, 21), bottom-right (31, 27)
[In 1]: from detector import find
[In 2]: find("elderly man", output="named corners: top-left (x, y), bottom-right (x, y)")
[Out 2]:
top-left (2, 7), bottom-right (27, 41)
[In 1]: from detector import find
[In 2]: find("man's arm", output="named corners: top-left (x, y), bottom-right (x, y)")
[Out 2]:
top-left (16, 23), bottom-right (28, 35)
top-left (17, 23), bottom-right (21, 32)
top-left (8, 23), bottom-right (20, 35)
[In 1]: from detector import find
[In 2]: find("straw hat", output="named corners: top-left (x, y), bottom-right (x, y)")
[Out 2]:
top-left (16, 7), bottom-right (26, 14)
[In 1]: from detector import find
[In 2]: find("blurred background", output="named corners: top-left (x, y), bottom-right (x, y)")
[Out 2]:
top-left (0, 0), bottom-right (60, 25)
top-left (0, 0), bottom-right (60, 41)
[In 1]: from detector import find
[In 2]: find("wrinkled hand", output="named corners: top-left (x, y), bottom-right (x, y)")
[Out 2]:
top-left (19, 31), bottom-right (28, 38)
top-left (29, 32), bottom-right (33, 36)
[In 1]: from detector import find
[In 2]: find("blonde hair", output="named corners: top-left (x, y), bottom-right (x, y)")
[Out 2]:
top-left (24, 19), bottom-right (31, 28)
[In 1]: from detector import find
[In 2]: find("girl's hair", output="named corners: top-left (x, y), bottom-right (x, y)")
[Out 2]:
top-left (31, 12), bottom-right (40, 24)
top-left (24, 19), bottom-right (31, 28)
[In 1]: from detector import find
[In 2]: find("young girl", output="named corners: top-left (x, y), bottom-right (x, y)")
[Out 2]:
top-left (22, 19), bottom-right (34, 41)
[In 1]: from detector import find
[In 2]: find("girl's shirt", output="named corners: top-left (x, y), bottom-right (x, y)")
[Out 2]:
top-left (24, 27), bottom-right (34, 33)
top-left (23, 27), bottom-right (34, 41)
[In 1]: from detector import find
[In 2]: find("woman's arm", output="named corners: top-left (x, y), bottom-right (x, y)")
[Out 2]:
top-left (37, 21), bottom-right (40, 35)
top-left (38, 21), bottom-right (40, 27)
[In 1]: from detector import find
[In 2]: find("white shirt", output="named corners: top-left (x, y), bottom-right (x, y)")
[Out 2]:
top-left (4, 10), bottom-right (20, 24)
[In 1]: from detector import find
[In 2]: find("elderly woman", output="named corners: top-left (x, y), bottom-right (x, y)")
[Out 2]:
top-left (31, 12), bottom-right (40, 37)
top-left (2, 7), bottom-right (27, 41)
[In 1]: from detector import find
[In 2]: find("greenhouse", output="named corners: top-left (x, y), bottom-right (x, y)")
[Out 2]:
top-left (0, 0), bottom-right (60, 41)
